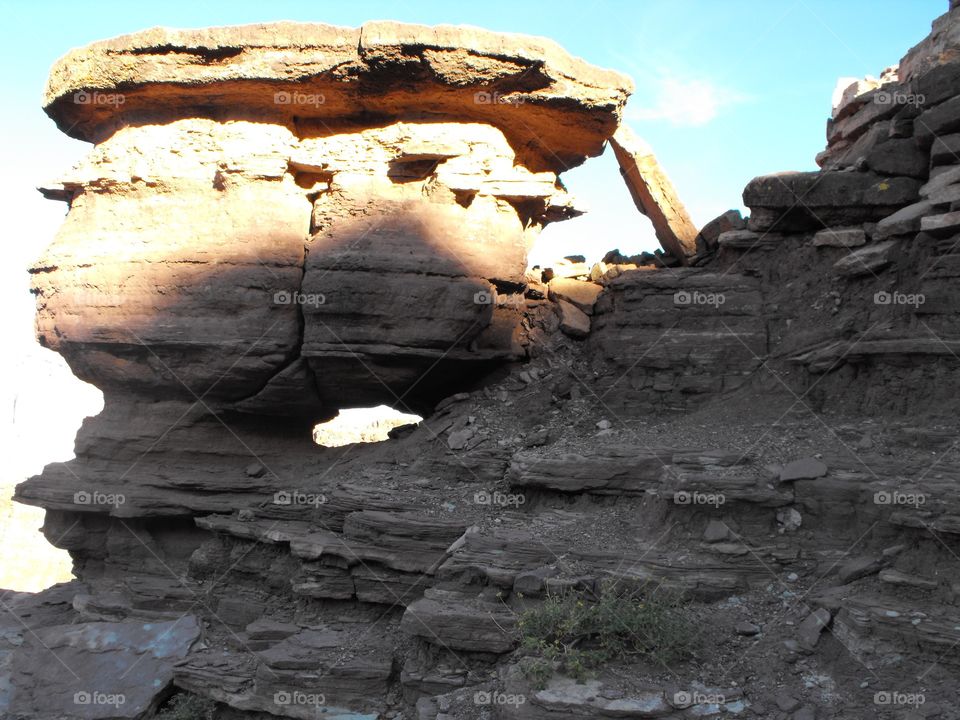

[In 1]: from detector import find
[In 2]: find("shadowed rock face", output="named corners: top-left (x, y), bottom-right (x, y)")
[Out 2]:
top-left (34, 20), bottom-right (634, 421)
top-left (17, 7), bottom-right (960, 720)
top-left (32, 118), bottom-right (581, 421)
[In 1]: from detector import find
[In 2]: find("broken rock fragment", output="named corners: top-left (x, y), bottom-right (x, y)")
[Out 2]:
top-left (610, 125), bottom-right (699, 261)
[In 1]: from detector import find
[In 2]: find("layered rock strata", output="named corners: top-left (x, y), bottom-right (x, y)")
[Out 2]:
top-left (11, 6), bottom-right (960, 720)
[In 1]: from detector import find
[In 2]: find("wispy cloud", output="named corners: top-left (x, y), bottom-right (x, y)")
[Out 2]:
top-left (627, 73), bottom-right (747, 127)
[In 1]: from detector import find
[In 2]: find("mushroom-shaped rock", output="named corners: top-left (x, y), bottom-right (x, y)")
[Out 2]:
top-left (33, 22), bottom-right (634, 422)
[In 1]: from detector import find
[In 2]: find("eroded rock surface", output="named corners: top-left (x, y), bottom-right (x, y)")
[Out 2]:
top-left (12, 5), bottom-right (960, 720)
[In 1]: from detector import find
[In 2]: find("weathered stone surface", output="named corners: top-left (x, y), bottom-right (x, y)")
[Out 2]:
top-left (547, 278), bottom-right (603, 315)
top-left (696, 209), bottom-right (746, 253)
top-left (401, 589), bottom-right (516, 653)
top-left (931, 132), bottom-right (960, 165)
top-left (717, 229), bottom-right (782, 250)
top-left (838, 556), bottom-right (885, 584)
top-left (796, 608), bottom-right (831, 651)
top-left (18, 9), bottom-right (960, 720)
top-left (779, 458), bottom-right (828, 483)
top-left (3, 616), bottom-right (199, 718)
top-left (879, 568), bottom-right (938, 589)
top-left (899, 8), bottom-right (960, 83)
top-left (921, 210), bottom-right (960, 236)
top-left (591, 269), bottom-right (765, 410)
top-left (556, 299), bottom-right (591, 338)
top-left (610, 125), bottom-right (699, 260)
top-left (743, 171), bottom-right (921, 231)
top-left (833, 240), bottom-right (898, 276)
top-left (43, 22), bottom-right (632, 172)
top-left (867, 137), bottom-right (928, 178)
top-left (874, 200), bottom-right (935, 238)
top-left (508, 446), bottom-right (672, 493)
top-left (927, 182), bottom-right (960, 206)
top-left (812, 227), bottom-right (867, 248)
top-left (921, 164), bottom-right (960, 196)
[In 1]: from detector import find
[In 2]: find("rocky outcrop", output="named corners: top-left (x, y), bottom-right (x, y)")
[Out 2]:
top-left (42, 22), bottom-right (631, 170)
top-left (12, 5), bottom-right (960, 720)
top-left (610, 126), bottom-right (699, 262)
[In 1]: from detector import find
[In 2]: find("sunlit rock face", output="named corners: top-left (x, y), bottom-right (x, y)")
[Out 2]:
top-left (17, 22), bottom-right (632, 520)
top-left (32, 22), bottom-right (633, 422)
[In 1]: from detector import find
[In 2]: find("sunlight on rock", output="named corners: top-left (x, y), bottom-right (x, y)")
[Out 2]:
top-left (313, 405), bottom-right (421, 447)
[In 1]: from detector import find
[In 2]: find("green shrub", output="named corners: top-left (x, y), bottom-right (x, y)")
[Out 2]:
top-left (155, 693), bottom-right (216, 720)
top-left (516, 584), bottom-right (694, 687)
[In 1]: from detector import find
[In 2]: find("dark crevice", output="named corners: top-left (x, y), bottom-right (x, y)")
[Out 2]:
top-left (298, 242), bottom-right (327, 404)
top-left (122, 45), bottom-right (245, 62)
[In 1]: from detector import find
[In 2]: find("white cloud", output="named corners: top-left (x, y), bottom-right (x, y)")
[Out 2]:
top-left (627, 74), bottom-right (745, 127)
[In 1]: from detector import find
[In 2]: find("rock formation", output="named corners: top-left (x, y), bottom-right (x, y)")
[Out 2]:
top-left (9, 5), bottom-right (960, 720)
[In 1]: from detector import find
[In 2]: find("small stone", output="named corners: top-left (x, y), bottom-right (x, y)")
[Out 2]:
top-left (833, 240), bottom-right (897, 277)
top-left (245, 463), bottom-right (265, 478)
top-left (777, 508), bottom-right (803, 532)
top-left (596, 419), bottom-right (612, 430)
top-left (776, 692), bottom-right (801, 713)
top-left (838, 556), bottom-right (883, 584)
top-left (874, 200), bottom-right (934, 239)
top-left (524, 427), bottom-right (550, 447)
top-left (783, 639), bottom-right (802, 653)
top-left (703, 519), bottom-right (730, 543)
top-left (548, 277), bottom-right (603, 314)
top-left (779, 458), bottom-right (828, 483)
top-left (787, 572), bottom-right (800, 582)
top-left (921, 165), bottom-right (960, 197)
top-left (447, 427), bottom-right (474, 450)
top-left (556, 298), bottom-right (590, 338)
top-left (879, 568), bottom-right (938, 590)
top-left (735, 621), bottom-right (761, 636)
top-left (812, 227), bottom-right (867, 248)
top-left (792, 707), bottom-right (816, 720)
top-left (797, 608), bottom-right (831, 650)
top-left (921, 210), bottom-right (960, 237)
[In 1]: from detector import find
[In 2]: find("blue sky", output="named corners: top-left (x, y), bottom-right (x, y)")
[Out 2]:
top-left (0, 0), bottom-right (945, 271)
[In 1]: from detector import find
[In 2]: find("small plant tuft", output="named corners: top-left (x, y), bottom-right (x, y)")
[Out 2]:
top-left (516, 584), bottom-right (694, 688)
top-left (155, 692), bottom-right (216, 720)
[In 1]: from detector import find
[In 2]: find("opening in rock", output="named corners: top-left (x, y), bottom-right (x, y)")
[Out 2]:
top-left (529, 143), bottom-right (659, 269)
top-left (312, 405), bottom-right (422, 447)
